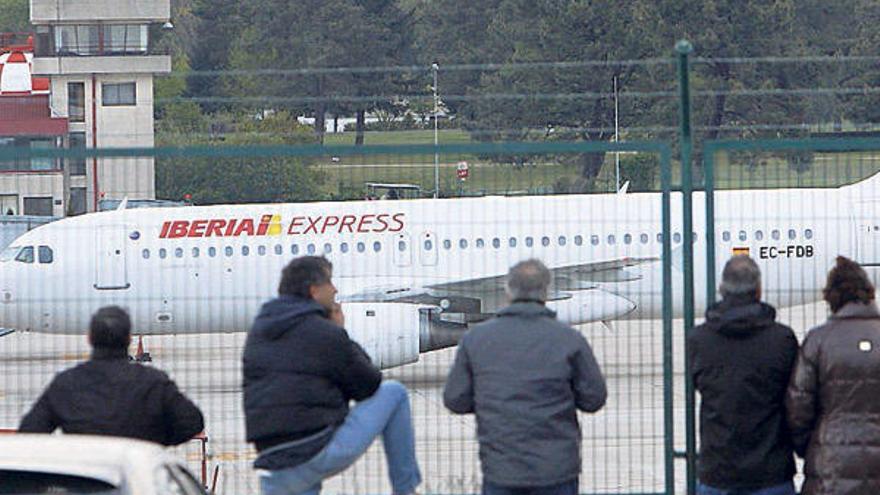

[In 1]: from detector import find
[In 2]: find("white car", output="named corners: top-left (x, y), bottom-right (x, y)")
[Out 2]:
top-left (0, 434), bottom-right (208, 494)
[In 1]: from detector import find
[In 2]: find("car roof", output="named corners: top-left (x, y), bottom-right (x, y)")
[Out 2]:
top-left (0, 434), bottom-right (176, 486)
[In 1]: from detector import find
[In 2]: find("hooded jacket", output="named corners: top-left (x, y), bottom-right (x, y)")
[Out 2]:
top-left (443, 302), bottom-right (607, 487)
top-left (688, 297), bottom-right (798, 490)
top-left (242, 295), bottom-right (381, 455)
top-left (786, 301), bottom-right (880, 495)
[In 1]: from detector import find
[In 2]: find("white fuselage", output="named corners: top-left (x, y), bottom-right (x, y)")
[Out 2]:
top-left (1, 176), bottom-right (878, 339)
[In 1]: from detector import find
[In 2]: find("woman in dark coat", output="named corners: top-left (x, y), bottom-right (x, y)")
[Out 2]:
top-left (786, 256), bottom-right (880, 494)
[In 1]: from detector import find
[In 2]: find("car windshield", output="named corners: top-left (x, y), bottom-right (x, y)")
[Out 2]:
top-left (0, 470), bottom-right (121, 495)
top-left (0, 246), bottom-right (20, 262)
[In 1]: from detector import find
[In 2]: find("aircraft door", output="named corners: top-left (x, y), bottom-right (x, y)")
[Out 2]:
top-left (95, 225), bottom-right (130, 289)
top-left (393, 233), bottom-right (412, 267)
top-left (419, 231), bottom-right (438, 266)
top-left (855, 201), bottom-right (880, 266)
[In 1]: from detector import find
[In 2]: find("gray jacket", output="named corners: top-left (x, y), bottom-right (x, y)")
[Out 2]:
top-left (443, 302), bottom-right (607, 486)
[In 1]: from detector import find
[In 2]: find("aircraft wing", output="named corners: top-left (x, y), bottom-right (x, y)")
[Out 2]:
top-left (425, 256), bottom-right (659, 295)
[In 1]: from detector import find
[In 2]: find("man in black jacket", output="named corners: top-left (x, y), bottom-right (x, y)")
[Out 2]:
top-left (688, 256), bottom-right (798, 495)
top-left (243, 256), bottom-right (420, 495)
top-left (19, 306), bottom-right (204, 446)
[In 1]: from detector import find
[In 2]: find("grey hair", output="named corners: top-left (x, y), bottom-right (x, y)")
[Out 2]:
top-left (719, 255), bottom-right (761, 298)
top-left (506, 259), bottom-right (552, 302)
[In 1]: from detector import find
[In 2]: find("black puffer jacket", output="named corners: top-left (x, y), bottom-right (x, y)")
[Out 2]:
top-left (18, 349), bottom-right (204, 446)
top-left (242, 295), bottom-right (381, 452)
top-left (688, 297), bottom-right (798, 490)
top-left (786, 301), bottom-right (880, 495)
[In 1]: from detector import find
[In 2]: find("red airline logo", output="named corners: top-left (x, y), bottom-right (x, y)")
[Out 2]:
top-left (159, 213), bottom-right (405, 239)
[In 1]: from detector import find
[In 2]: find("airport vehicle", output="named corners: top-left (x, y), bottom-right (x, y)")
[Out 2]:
top-left (0, 172), bottom-right (874, 367)
top-left (0, 434), bottom-right (207, 494)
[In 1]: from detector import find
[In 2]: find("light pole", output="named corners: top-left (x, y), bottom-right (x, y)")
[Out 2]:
top-left (432, 62), bottom-right (440, 199)
top-left (614, 75), bottom-right (620, 192)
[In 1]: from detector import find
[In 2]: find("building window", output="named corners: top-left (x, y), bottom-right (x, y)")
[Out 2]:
top-left (68, 132), bottom-right (87, 176)
top-left (29, 139), bottom-right (55, 171)
top-left (68, 82), bottom-right (85, 122)
top-left (69, 187), bottom-right (87, 216)
top-left (102, 83), bottom-right (136, 106)
top-left (102, 25), bottom-right (148, 54)
top-left (23, 197), bottom-right (53, 216)
top-left (55, 25), bottom-right (99, 55)
top-left (0, 194), bottom-right (18, 215)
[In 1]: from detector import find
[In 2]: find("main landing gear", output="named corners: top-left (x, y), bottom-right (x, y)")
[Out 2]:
top-left (130, 335), bottom-right (152, 363)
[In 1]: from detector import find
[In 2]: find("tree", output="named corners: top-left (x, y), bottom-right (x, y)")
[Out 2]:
top-left (0, 0), bottom-right (29, 33)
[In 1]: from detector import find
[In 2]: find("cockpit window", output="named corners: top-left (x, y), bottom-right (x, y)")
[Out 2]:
top-left (15, 246), bottom-right (34, 264)
top-left (38, 246), bottom-right (53, 264)
top-left (0, 246), bottom-right (20, 262)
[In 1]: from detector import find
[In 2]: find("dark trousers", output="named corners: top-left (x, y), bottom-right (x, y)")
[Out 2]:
top-left (482, 478), bottom-right (578, 495)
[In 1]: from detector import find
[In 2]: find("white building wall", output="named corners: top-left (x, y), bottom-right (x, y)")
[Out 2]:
top-left (0, 174), bottom-right (65, 217)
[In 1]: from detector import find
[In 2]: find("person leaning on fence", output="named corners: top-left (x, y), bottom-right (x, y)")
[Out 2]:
top-left (18, 306), bottom-right (205, 446)
top-left (242, 256), bottom-right (421, 495)
top-left (786, 256), bottom-right (880, 494)
top-left (688, 255), bottom-right (798, 495)
top-left (443, 258), bottom-right (607, 495)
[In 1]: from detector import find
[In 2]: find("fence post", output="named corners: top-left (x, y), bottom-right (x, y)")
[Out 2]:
top-left (675, 38), bottom-right (697, 495)
top-left (661, 145), bottom-right (675, 495)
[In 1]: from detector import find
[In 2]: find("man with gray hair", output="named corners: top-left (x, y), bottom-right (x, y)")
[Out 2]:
top-left (688, 255), bottom-right (798, 495)
top-left (444, 259), bottom-right (606, 495)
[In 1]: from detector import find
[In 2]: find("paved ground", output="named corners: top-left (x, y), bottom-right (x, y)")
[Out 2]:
top-left (0, 303), bottom-right (826, 494)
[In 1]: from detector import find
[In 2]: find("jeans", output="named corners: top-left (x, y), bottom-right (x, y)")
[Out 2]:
top-left (481, 478), bottom-right (579, 495)
top-left (696, 481), bottom-right (796, 495)
top-left (259, 381), bottom-right (421, 495)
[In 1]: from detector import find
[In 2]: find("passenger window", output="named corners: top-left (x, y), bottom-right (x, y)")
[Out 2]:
top-left (575, 235), bottom-right (583, 246)
top-left (398, 241), bottom-right (406, 252)
top-left (624, 234), bottom-right (632, 245)
top-left (307, 244), bottom-right (316, 255)
top-left (373, 241), bottom-right (381, 252)
top-left (541, 236), bottom-right (550, 247)
top-left (459, 239), bottom-right (468, 249)
top-left (640, 233), bottom-right (648, 244)
top-left (225, 246), bottom-right (233, 257)
top-left (341, 242), bottom-right (349, 253)
top-left (526, 237), bottom-right (534, 247)
top-left (358, 242), bottom-right (366, 253)
top-left (257, 246), bottom-right (267, 256)
top-left (324, 243), bottom-right (332, 254)
top-left (175, 248), bottom-right (183, 258)
top-left (291, 244), bottom-right (300, 255)
top-left (159, 248), bottom-right (167, 259)
top-left (722, 231), bottom-right (730, 242)
top-left (788, 229), bottom-right (796, 240)
top-left (476, 238), bottom-right (485, 249)
top-left (591, 235), bottom-right (599, 246)
top-left (192, 247), bottom-right (200, 258)
top-left (805, 229), bottom-right (813, 239)
top-left (241, 246), bottom-right (249, 256)
top-left (208, 247), bottom-right (216, 257)
top-left (142, 249), bottom-right (150, 259)
top-left (492, 238), bottom-right (501, 249)
top-left (771, 230), bottom-right (780, 240)
top-left (442, 240), bottom-right (451, 250)
top-left (673, 233), bottom-right (681, 244)
top-left (275, 244), bottom-right (283, 255)
top-left (38, 246), bottom-right (53, 264)
top-left (509, 237), bottom-right (517, 248)
top-left (558, 236), bottom-right (566, 246)
top-left (755, 230), bottom-right (763, 241)
top-left (656, 233), bottom-right (663, 243)
top-left (738, 231), bottom-right (747, 241)
top-left (424, 239), bottom-right (433, 251)
top-left (608, 235), bottom-right (616, 245)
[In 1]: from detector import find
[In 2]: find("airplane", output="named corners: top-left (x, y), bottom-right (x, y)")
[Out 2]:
top-left (1, 172), bottom-right (878, 368)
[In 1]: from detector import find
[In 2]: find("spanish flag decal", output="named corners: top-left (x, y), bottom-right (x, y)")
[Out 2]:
top-left (732, 247), bottom-right (750, 256)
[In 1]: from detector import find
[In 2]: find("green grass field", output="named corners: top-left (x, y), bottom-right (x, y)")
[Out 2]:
top-left (323, 129), bottom-right (473, 147)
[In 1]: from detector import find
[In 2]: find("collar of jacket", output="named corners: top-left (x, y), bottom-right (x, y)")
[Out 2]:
top-left (91, 347), bottom-right (128, 360)
top-left (832, 301), bottom-right (880, 320)
top-left (498, 301), bottom-right (557, 318)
